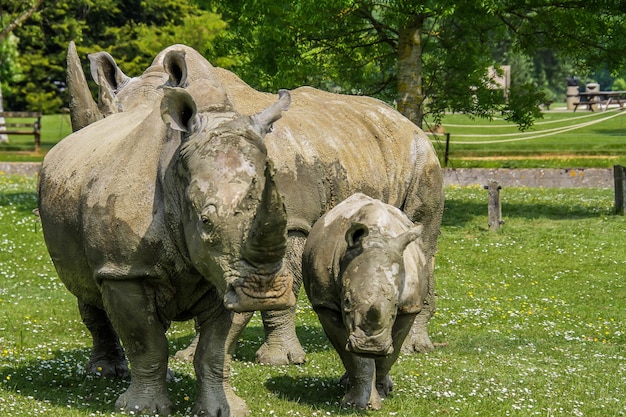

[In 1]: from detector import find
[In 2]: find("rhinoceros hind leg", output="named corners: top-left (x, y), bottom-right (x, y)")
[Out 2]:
top-left (101, 280), bottom-right (172, 416)
top-left (401, 307), bottom-right (435, 354)
top-left (173, 320), bottom-right (200, 362)
top-left (78, 300), bottom-right (129, 378)
top-left (256, 234), bottom-right (307, 365)
top-left (257, 305), bottom-right (306, 365)
top-left (401, 259), bottom-right (436, 354)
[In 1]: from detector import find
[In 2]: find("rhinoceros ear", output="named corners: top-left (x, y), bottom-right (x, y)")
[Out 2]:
top-left (345, 223), bottom-right (369, 250)
top-left (251, 89), bottom-right (291, 137)
top-left (161, 87), bottom-right (198, 133)
top-left (163, 50), bottom-right (188, 88)
top-left (88, 51), bottom-right (130, 91)
top-left (88, 51), bottom-right (131, 115)
top-left (393, 224), bottom-right (423, 253)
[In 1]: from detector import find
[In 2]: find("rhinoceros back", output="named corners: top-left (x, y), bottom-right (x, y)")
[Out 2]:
top-left (214, 68), bottom-right (439, 234)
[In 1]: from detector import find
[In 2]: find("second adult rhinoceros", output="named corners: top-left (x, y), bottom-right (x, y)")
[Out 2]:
top-left (64, 44), bottom-right (445, 367)
top-left (39, 48), bottom-right (295, 415)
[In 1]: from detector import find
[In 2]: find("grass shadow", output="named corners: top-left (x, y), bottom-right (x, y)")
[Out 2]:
top-left (443, 194), bottom-right (610, 227)
top-left (1, 348), bottom-right (127, 414)
top-left (265, 375), bottom-right (368, 415)
top-left (0, 191), bottom-right (38, 215)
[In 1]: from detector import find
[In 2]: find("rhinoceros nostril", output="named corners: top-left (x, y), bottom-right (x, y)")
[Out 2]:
top-left (365, 305), bottom-right (382, 327)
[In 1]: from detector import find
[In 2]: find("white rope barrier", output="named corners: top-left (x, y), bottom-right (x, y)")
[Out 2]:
top-left (442, 107), bottom-right (621, 128)
top-left (440, 109), bottom-right (626, 145)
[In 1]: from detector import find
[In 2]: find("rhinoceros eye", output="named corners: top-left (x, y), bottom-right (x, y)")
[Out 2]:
top-left (200, 204), bottom-right (217, 226)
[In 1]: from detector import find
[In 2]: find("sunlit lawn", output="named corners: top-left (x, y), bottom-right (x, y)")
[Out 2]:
top-left (0, 175), bottom-right (624, 416)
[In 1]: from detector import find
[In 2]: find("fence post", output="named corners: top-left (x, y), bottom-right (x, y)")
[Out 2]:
top-left (484, 180), bottom-right (503, 231)
top-left (444, 133), bottom-right (450, 167)
top-left (614, 165), bottom-right (626, 216)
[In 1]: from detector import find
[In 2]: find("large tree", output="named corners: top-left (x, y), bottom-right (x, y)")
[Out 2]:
top-left (205, 0), bottom-right (626, 129)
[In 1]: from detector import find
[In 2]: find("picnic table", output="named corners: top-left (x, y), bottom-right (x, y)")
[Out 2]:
top-left (573, 91), bottom-right (626, 112)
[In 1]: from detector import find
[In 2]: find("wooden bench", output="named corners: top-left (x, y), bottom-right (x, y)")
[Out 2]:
top-left (572, 96), bottom-right (597, 112)
top-left (0, 111), bottom-right (42, 150)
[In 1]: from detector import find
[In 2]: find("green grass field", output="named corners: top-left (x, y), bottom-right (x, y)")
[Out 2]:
top-left (427, 105), bottom-right (626, 168)
top-left (2, 105), bottom-right (626, 168)
top-left (1, 175), bottom-right (624, 416)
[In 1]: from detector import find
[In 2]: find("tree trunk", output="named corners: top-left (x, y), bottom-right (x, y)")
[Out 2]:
top-left (397, 17), bottom-right (424, 128)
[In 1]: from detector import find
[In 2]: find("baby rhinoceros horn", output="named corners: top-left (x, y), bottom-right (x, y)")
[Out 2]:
top-left (391, 224), bottom-right (423, 254)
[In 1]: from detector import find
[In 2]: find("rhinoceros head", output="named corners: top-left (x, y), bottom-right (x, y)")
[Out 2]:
top-left (340, 223), bottom-right (423, 356)
top-left (160, 84), bottom-right (295, 313)
top-left (66, 42), bottom-right (194, 132)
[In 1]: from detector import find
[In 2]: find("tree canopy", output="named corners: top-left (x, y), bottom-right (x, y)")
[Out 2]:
top-left (2, 0), bottom-right (626, 128)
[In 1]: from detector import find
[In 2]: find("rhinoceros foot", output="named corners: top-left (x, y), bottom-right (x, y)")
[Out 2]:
top-left (192, 389), bottom-right (249, 417)
top-left (86, 349), bottom-right (129, 379)
top-left (255, 338), bottom-right (306, 366)
top-left (255, 306), bottom-right (306, 365)
top-left (174, 332), bottom-right (199, 362)
top-left (342, 380), bottom-right (382, 410)
top-left (115, 385), bottom-right (173, 416)
top-left (376, 373), bottom-right (394, 398)
top-left (401, 318), bottom-right (435, 354)
top-left (224, 268), bottom-right (296, 313)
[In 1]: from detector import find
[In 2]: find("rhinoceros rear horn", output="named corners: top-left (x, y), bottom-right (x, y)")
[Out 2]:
top-left (251, 90), bottom-right (291, 137)
top-left (66, 41), bottom-right (103, 131)
top-left (163, 50), bottom-right (188, 87)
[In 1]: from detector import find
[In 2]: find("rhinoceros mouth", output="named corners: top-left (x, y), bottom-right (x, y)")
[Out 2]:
top-left (346, 332), bottom-right (394, 357)
top-left (223, 264), bottom-right (295, 312)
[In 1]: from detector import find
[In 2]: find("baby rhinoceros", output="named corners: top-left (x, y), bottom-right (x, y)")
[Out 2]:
top-left (303, 193), bottom-right (427, 410)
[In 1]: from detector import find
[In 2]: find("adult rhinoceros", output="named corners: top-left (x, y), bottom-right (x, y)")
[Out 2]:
top-left (58, 44), bottom-right (444, 371)
top-left (159, 46), bottom-right (445, 364)
top-left (39, 44), bottom-right (296, 415)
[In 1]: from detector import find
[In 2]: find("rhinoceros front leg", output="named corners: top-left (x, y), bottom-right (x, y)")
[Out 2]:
top-left (78, 300), bottom-right (128, 378)
top-left (315, 307), bottom-right (381, 410)
top-left (256, 234), bottom-right (306, 365)
top-left (192, 297), bottom-right (253, 417)
top-left (374, 313), bottom-right (418, 399)
top-left (100, 279), bottom-right (172, 416)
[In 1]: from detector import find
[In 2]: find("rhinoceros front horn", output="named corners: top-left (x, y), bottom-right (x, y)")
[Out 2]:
top-left (242, 162), bottom-right (288, 267)
top-left (66, 41), bottom-right (103, 132)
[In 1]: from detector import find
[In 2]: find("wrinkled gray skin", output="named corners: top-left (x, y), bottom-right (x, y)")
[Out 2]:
top-left (39, 43), bottom-right (296, 417)
top-left (303, 193), bottom-right (426, 409)
top-left (62, 43), bottom-right (444, 368)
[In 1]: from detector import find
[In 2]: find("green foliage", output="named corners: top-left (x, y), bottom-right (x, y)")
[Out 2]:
top-left (0, 177), bottom-right (624, 416)
top-left (613, 78), bottom-right (626, 91)
top-left (0, 34), bottom-right (23, 101)
top-left (6, 1), bottom-right (227, 112)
